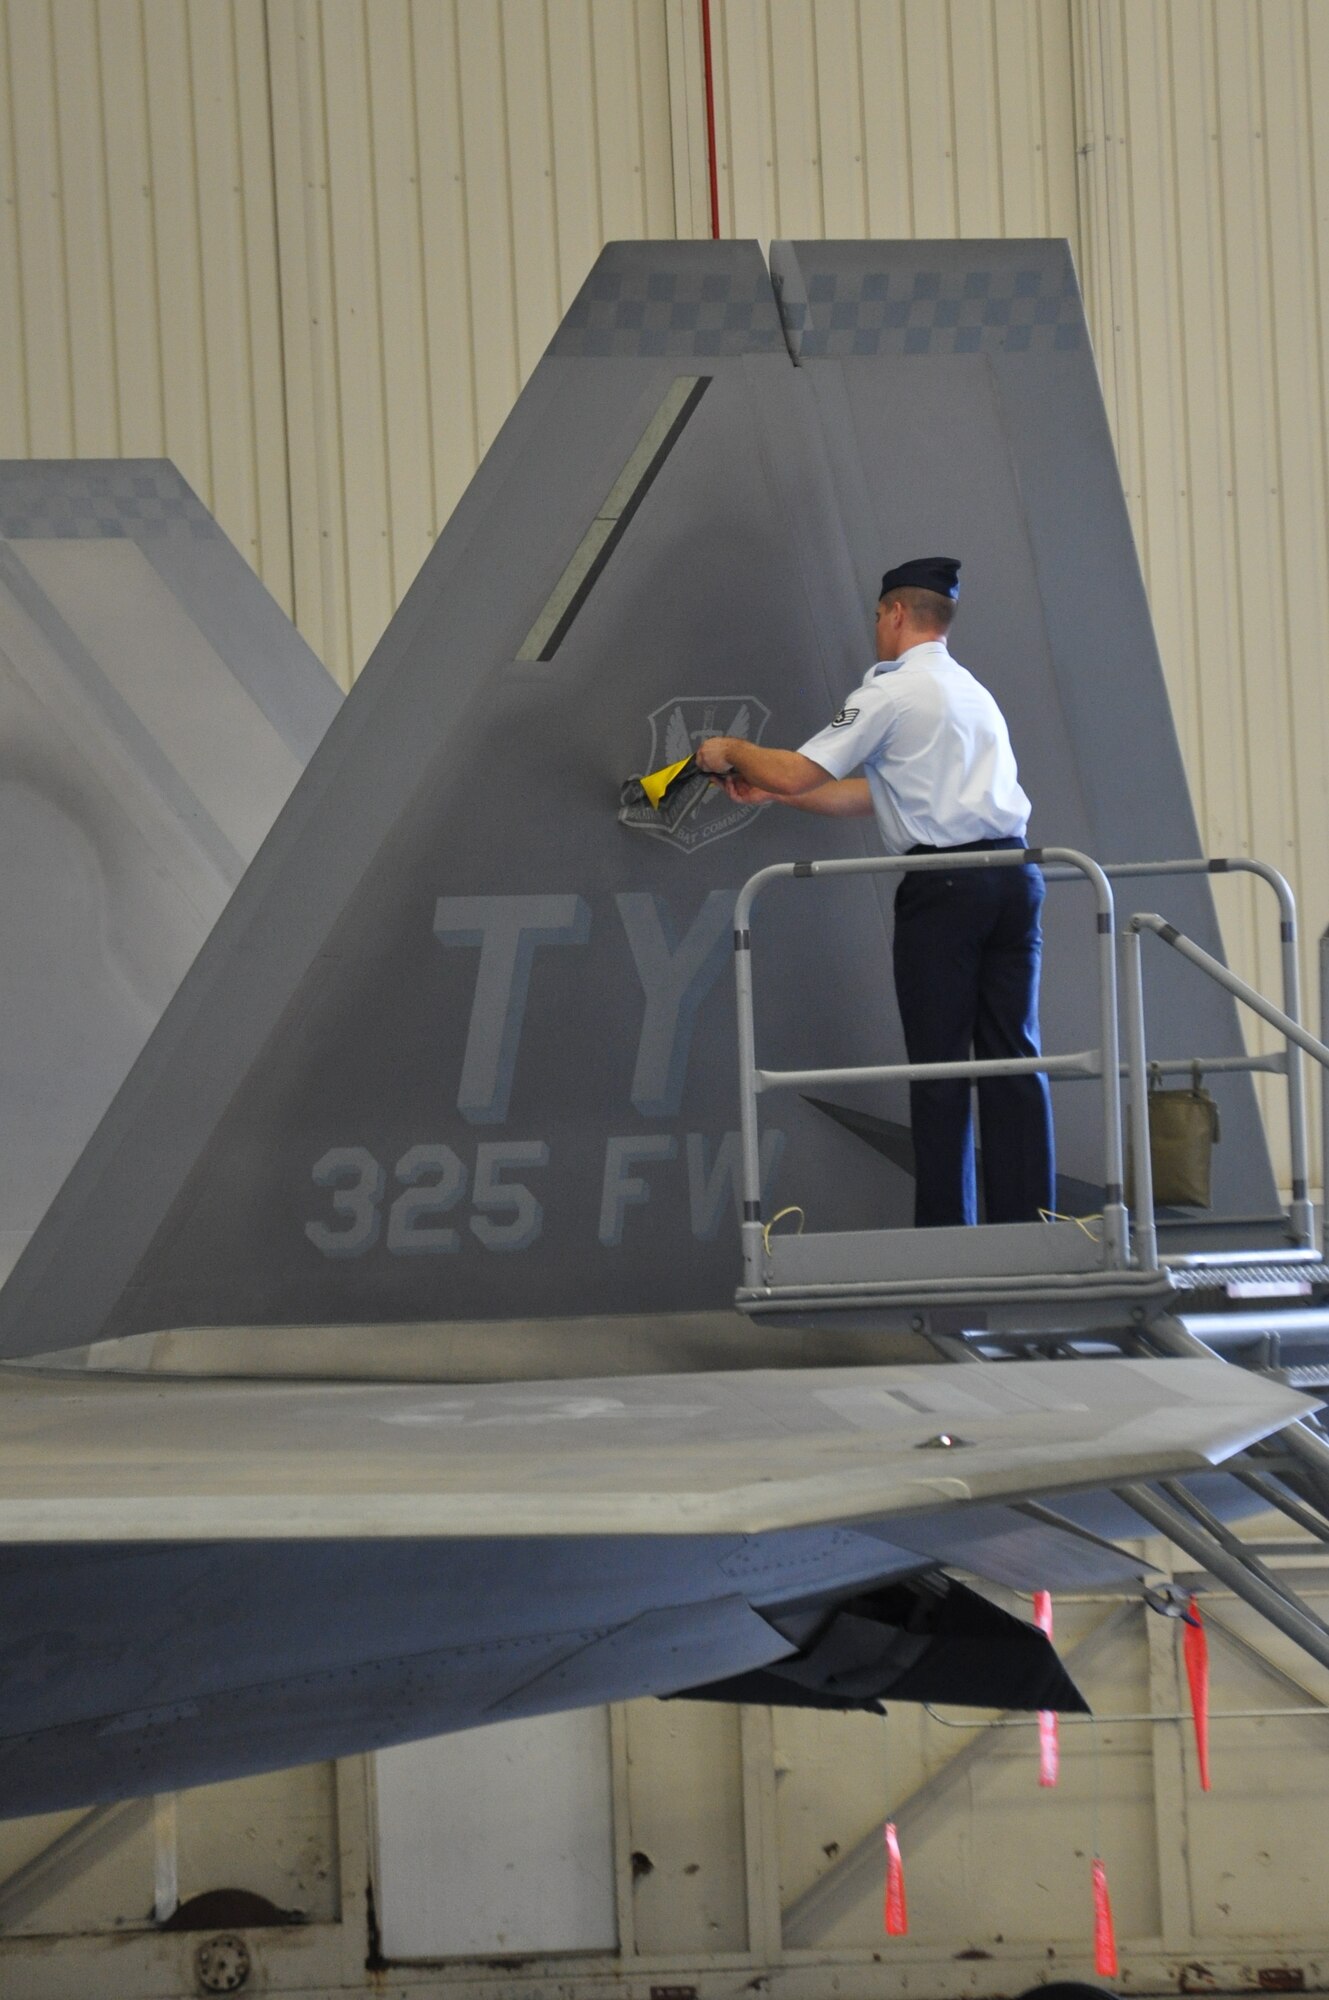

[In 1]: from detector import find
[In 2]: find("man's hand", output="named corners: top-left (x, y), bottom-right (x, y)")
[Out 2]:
top-left (696, 735), bottom-right (838, 799)
top-left (694, 735), bottom-right (735, 774)
top-left (694, 740), bottom-right (772, 800)
top-left (723, 774), bottom-right (774, 804)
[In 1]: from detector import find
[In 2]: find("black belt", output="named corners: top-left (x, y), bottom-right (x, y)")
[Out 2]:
top-left (906, 836), bottom-right (1027, 855)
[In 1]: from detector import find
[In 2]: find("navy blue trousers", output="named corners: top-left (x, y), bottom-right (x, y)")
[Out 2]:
top-left (892, 843), bottom-right (1055, 1227)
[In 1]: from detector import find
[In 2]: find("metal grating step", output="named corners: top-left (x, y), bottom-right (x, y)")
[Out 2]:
top-left (1167, 1259), bottom-right (1329, 1295)
top-left (1277, 1365), bottom-right (1329, 1391)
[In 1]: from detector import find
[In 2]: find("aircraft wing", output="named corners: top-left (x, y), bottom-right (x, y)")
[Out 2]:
top-left (0, 1354), bottom-right (1310, 1543)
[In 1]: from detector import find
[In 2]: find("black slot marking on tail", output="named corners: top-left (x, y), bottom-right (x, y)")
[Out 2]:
top-left (518, 376), bottom-right (712, 662)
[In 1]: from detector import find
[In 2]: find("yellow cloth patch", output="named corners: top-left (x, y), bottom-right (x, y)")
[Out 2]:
top-left (639, 756), bottom-right (695, 810)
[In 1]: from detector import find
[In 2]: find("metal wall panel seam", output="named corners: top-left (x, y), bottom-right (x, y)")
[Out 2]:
top-left (1071, 0), bottom-right (1116, 444)
top-left (1260, 6), bottom-right (1327, 878)
top-left (1167, 0), bottom-right (1229, 850)
top-left (96, 0), bottom-right (164, 458)
top-left (304, 0), bottom-right (354, 688)
top-left (850, 0), bottom-right (873, 236)
top-left (191, 0), bottom-right (263, 581)
top-left (236, 0), bottom-right (295, 617)
top-left (902, 0), bottom-right (956, 236)
top-left (763, 0), bottom-right (792, 239)
top-left (1214, 3), bottom-right (1293, 1055)
top-left (768, 0), bottom-right (815, 240)
top-left (547, 0), bottom-right (598, 317)
top-left (1120, 2), bottom-right (1195, 778)
top-left (991, 0), bottom-right (1029, 235)
top-left (492, 0), bottom-right (527, 387)
top-left (809, 0), bottom-right (864, 238)
top-left (455, 0), bottom-right (519, 462)
top-left (501, 0), bottom-right (559, 386)
top-left (612, 0), bottom-right (648, 238)
top-left (1260, 0), bottom-right (1329, 1180)
top-left (0, 1), bottom-right (34, 454)
top-left (143, 5), bottom-right (211, 514)
top-left (582, 0), bottom-right (610, 248)
top-left (183, 0), bottom-right (222, 502)
top-left (1297, 0), bottom-right (1329, 1182)
top-left (949, 0), bottom-right (1001, 234)
top-left (51, 0), bottom-right (117, 454)
top-left (858, 0), bottom-right (914, 237)
top-left (1158, 0), bottom-right (1207, 812)
top-left (716, 0), bottom-right (775, 244)
top-left (8, 0), bottom-right (74, 451)
top-left (1041, 0), bottom-right (1080, 244)
top-left (265, 0), bottom-right (335, 680)
top-left (365, 1), bottom-right (429, 618)
top-left (302, 0), bottom-right (351, 691)
top-left (324, 0), bottom-right (395, 679)
top-left (664, 0), bottom-right (711, 239)
top-left (1183, 1), bottom-right (1264, 1105)
top-left (539, 0), bottom-right (567, 298)
top-left (90, 0), bottom-right (124, 454)
top-left (412, 0), bottom-right (479, 539)
top-left (638, 0), bottom-right (676, 237)
top-left (708, 0), bottom-right (734, 236)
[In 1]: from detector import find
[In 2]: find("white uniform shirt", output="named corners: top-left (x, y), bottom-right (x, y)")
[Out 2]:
top-left (797, 640), bottom-right (1031, 854)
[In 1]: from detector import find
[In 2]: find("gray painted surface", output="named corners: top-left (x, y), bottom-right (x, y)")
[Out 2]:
top-left (0, 244), bottom-right (1288, 1816)
top-left (0, 463), bottom-right (340, 1282)
top-left (0, 1354), bottom-right (1306, 1814)
top-left (0, 242), bottom-right (1274, 1363)
top-left (772, 240), bottom-right (1274, 1214)
top-left (0, 1354), bottom-right (1303, 1542)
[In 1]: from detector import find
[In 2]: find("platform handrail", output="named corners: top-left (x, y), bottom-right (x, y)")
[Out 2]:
top-left (732, 846), bottom-right (1127, 1288)
top-left (1048, 855), bottom-right (1312, 1244)
top-left (1126, 911), bottom-right (1329, 1265)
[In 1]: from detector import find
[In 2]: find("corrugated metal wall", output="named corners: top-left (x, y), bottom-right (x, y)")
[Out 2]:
top-left (1072, 0), bottom-right (1329, 1172)
top-left (0, 0), bottom-right (677, 689)
top-left (0, 0), bottom-right (1325, 1140)
top-left (701, 0), bottom-right (1079, 245)
top-left (2, 16), bottom-right (1329, 1992)
top-left (266, 0), bottom-right (677, 685)
top-left (0, 0), bottom-right (291, 607)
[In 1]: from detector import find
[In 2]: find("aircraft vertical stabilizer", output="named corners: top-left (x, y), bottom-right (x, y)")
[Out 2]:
top-left (0, 244), bottom-right (1274, 1361)
top-left (0, 462), bottom-right (340, 1286)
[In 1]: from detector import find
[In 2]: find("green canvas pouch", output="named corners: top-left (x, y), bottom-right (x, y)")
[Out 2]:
top-left (1127, 1062), bottom-right (1222, 1210)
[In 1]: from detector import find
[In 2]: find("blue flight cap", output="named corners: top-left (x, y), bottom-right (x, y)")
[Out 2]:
top-left (880, 556), bottom-right (961, 600)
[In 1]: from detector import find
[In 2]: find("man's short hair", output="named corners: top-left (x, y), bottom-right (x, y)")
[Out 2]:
top-left (882, 585), bottom-right (957, 631)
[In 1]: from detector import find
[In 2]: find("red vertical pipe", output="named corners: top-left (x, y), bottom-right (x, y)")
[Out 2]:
top-left (700, 0), bottom-right (722, 238)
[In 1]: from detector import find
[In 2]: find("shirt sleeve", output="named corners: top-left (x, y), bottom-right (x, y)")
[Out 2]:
top-left (797, 686), bottom-right (896, 780)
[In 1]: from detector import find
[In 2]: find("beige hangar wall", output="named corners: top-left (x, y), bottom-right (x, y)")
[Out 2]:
top-left (0, 0), bottom-right (677, 688)
top-left (3, 6), bottom-right (1329, 1993)
top-left (1073, 0), bottom-right (1329, 1179)
top-left (4, 0), bottom-right (1325, 1178)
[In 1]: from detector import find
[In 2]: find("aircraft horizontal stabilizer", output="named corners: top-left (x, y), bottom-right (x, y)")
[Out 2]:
top-left (0, 1355), bottom-right (1309, 1543)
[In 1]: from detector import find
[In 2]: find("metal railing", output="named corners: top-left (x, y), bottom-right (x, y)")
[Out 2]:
top-left (733, 847), bottom-right (1323, 1292)
top-left (1124, 907), bottom-right (1329, 1267)
top-left (1051, 856), bottom-right (1314, 1250)
top-left (732, 845), bottom-right (1128, 1289)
